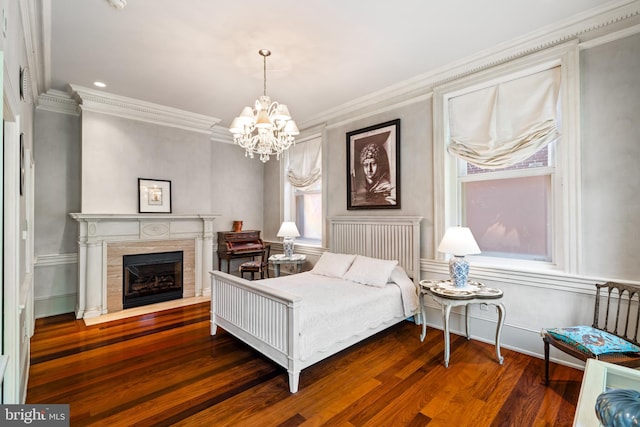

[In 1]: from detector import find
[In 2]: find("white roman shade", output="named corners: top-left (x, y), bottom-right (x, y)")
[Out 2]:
top-left (286, 136), bottom-right (322, 188)
top-left (448, 66), bottom-right (561, 169)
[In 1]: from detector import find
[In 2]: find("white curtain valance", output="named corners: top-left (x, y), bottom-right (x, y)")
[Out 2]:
top-left (286, 136), bottom-right (322, 188)
top-left (448, 66), bottom-right (561, 169)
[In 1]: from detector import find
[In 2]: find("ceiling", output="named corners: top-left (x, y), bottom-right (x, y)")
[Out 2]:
top-left (47, 0), bottom-right (610, 129)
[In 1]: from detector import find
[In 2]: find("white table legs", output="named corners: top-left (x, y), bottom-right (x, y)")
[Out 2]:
top-left (442, 304), bottom-right (454, 367)
top-left (420, 294), bottom-right (506, 368)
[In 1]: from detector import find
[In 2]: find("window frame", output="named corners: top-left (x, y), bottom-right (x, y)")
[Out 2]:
top-left (433, 40), bottom-right (581, 274)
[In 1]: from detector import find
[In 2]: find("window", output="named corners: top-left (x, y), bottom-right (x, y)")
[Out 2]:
top-left (294, 183), bottom-right (322, 241)
top-left (433, 41), bottom-right (581, 272)
top-left (461, 149), bottom-right (554, 262)
top-left (284, 135), bottom-right (322, 245)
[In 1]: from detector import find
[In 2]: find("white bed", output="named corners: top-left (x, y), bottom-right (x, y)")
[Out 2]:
top-left (210, 216), bottom-right (422, 393)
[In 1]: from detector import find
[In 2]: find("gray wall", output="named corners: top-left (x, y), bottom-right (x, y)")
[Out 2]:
top-left (32, 31), bottom-right (640, 370)
top-left (581, 33), bottom-right (640, 279)
top-left (324, 101), bottom-right (433, 258)
top-left (33, 109), bottom-right (81, 316)
top-left (259, 33), bottom-right (640, 368)
top-left (34, 109), bottom-right (81, 255)
top-left (33, 108), bottom-right (264, 316)
top-left (263, 33), bottom-right (640, 283)
top-left (80, 112), bottom-right (214, 214)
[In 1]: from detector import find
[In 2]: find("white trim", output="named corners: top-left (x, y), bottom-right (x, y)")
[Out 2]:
top-left (3, 119), bottom-right (21, 403)
top-left (209, 125), bottom-right (233, 144)
top-left (69, 213), bottom-right (219, 319)
top-left (68, 85), bottom-right (221, 135)
top-left (264, 241), bottom-right (326, 258)
top-left (19, 0), bottom-right (43, 102)
top-left (34, 253), bottom-right (78, 267)
top-left (559, 43), bottom-right (582, 274)
top-left (579, 23), bottom-right (640, 50)
top-left (36, 89), bottom-right (80, 115)
top-left (432, 41), bottom-right (581, 274)
top-left (324, 92), bottom-right (432, 131)
top-left (420, 259), bottom-right (640, 292)
top-left (34, 293), bottom-right (77, 319)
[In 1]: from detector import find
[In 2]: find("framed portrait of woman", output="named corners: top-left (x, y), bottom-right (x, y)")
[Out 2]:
top-left (346, 119), bottom-right (400, 210)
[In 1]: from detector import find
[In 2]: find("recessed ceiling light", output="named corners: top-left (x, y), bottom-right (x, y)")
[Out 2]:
top-left (93, 81), bottom-right (107, 88)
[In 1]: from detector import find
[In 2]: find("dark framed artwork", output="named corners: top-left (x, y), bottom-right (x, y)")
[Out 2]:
top-left (138, 178), bottom-right (172, 213)
top-left (346, 119), bottom-right (400, 210)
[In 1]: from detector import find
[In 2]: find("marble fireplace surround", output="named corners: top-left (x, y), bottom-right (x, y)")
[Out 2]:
top-left (70, 213), bottom-right (218, 319)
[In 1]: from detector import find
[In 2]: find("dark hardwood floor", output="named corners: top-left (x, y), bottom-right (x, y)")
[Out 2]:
top-left (27, 302), bottom-right (583, 426)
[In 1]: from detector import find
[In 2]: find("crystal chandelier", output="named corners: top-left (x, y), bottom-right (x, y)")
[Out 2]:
top-left (229, 49), bottom-right (299, 162)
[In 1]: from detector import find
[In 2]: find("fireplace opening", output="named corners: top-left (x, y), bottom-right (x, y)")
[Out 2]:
top-left (123, 251), bottom-right (183, 309)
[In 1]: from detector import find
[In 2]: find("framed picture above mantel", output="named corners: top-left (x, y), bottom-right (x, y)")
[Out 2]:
top-left (138, 178), bottom-right (172, 213)
top-left (346, 119), bottom-right (400, 210)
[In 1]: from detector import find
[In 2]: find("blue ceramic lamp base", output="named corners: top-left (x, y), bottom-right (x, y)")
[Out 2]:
top-left (449, 256), bottom-right (470, 288)
top-left (283, 239), bottom-right (295, 258)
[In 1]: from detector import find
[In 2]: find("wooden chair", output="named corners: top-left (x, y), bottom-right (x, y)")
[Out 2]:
top-left (542, 281), bottom-right (640, 385)
top-left (239, 244), bottom-right (270, 280)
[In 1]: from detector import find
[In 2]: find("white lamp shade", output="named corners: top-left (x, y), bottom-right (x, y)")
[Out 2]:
top-left (229, 117), bottom-right (244, 134)
top-left (277, 221), bottom-right (300, 238)
top-left (284, 120), bottom-right (300, 135)
top-left (255, 109), bottom-right (274, 129)
top-left (438, 226), bottom-right (481, 256)
top-left (237, 106), bottom-right (256, 124)
top-left (272, 104), bottom-right (291, 121)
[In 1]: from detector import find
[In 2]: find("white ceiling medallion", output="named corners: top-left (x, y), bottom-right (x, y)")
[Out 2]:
top-left (106, 0), bottom-right (127, 9)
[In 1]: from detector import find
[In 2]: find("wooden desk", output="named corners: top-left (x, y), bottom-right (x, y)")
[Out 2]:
top-left (217, 230), bottom-right (264, 273)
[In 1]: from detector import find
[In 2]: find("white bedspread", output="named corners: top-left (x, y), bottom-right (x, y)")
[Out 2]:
top-left (257, 271), bottom-right (418, 361)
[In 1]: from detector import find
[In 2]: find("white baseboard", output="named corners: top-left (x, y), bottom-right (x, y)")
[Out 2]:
top-left (34, 293), bottom-right (76, 318)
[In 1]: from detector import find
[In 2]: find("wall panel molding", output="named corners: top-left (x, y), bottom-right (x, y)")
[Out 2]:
top-left (35, 253), bottom-right (78, 267)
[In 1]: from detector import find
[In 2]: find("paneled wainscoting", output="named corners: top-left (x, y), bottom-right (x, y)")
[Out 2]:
top-left (27, 302), bottom-right (582, 426)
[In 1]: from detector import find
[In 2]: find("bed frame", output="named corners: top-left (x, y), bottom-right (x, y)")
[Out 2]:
top-left (210, 215), bottom-right (422, 392)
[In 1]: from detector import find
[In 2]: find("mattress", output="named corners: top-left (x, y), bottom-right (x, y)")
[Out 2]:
top-left (257, 271), bottom-right (416, 360)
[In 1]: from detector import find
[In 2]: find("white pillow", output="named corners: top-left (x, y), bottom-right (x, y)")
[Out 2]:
top-left (343, 255), bottom-right (398, 287)
top-left (389, 265), bottom-right (410, 284)
top-left (310, 252), bottom-right (356, 278)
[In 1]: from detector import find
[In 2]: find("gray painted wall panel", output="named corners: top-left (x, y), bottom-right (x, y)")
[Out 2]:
top-left (581, 33), bottom-right (640, 280)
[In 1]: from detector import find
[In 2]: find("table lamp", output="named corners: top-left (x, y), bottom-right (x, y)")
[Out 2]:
top-left (437, 226), bottom-right (481, 288)
top-left (277, 222), bottom-right (300, 258)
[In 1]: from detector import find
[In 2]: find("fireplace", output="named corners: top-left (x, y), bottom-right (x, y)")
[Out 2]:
top-left (123, 251), bottom-right (183, 309)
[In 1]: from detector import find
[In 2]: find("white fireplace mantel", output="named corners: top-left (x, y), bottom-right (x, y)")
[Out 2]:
top-left (70, 213), bottom-right (219, 319)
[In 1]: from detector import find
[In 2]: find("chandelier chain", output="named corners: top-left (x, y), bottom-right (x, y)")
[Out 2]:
top-left (263, 53), bottom-right (267, 96)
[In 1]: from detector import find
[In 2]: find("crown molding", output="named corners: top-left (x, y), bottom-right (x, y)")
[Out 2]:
top-left (19, 0), bottom-right (46, 102)
top-left (36, 89), bottom-right (81, 115)
top-left (68, 84), bottom-right (221, 134)
top-left (579, 23), bottom-right (640, 49)
top-left (300, 0), bottom-right (640, 130)
top-left (210, 125), bottom-right (233, 144)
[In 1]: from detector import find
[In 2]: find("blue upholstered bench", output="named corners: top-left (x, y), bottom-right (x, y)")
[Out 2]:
top-left (542, 281), bottom-right (640, 385)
